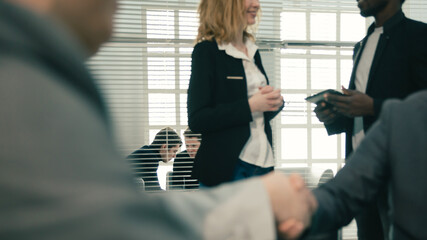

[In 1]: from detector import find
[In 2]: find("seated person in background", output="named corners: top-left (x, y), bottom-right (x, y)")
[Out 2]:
top-left (172, 127), bottom-right (201, 189)
top-left (127, 127), bottom-right (182, 191)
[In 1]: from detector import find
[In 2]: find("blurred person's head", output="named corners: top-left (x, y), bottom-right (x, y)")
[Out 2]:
top-left (151, 127), bottom-right (182, 163)
top-left (357, 0), bottom-right (402, 19)
top-left (183, 128), bottom-right (201, 159)
top-left (196, 0), bottom-right (260, 44)
top-left (7, 0), bottom-right (117, 55)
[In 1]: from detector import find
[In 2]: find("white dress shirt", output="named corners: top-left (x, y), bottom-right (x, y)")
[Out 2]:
top-left (218, 39), bottom-right (275, 168)
top-left (353, 26), bottom-right (383, 150)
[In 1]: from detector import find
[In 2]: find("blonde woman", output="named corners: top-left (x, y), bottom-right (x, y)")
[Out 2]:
top-left (188, 0), bottom-right (284, 187)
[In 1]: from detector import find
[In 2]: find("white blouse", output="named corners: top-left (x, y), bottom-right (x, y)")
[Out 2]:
top-left (218, 39), bottom-right (275, 168)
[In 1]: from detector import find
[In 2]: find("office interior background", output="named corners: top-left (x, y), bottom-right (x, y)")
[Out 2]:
top-left (87, 0), bottom-right (426, 239)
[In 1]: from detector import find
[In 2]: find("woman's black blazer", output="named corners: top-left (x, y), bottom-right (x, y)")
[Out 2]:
top-left (188, 40), bottom-right (282, 186)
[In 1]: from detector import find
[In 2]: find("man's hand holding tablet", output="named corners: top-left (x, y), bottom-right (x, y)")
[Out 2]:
top-left (306, 88), bottom-right (346, 125)
top-left (305, 89), bottom-right (345, 104)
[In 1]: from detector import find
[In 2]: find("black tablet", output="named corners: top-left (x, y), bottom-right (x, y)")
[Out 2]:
top-left (305, 89), bottom-right (344, 104)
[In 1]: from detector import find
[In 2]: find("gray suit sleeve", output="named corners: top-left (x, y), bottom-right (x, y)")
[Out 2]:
top-left (309, 100), bottom-right (393, 233)
top-left (0, 59), bottom-right (275, 240)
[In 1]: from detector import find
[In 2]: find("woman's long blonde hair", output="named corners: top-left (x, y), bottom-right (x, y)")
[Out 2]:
top-left (196, 0), bottom-right (259, 44)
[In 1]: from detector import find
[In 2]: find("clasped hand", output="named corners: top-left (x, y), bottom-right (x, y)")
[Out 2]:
top-left (249, 86), bottom-right (284, 113)
top-left (262, 173), bottom-right (318, 240)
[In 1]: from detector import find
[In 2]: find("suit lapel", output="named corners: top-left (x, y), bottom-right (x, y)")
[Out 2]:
top-left (349, 39), bottom-right (366, 90)
top-left (254, 51), bottom-right (269, 84)
top-left (366, 34), bottom-right (389, 93)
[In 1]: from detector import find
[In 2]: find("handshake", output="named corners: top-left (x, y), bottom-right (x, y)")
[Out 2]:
top-left (261, 173), bottom-right (318, 239)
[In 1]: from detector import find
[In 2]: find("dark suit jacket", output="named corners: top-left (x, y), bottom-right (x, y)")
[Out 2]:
top-left (188, 40), bottom-right (282, 186)
top-left (324, 11), bottom-right (427, 157)
top-left (171, 150), bottom-right (199, 189)
top-left (127, 145), bottom-right (162, 191)
top-left (311, 90), bottom-right (427, 240)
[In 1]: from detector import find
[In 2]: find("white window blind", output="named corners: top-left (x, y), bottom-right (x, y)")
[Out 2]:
top-left (87, 0), bottom-right (426, 185)
top-left (88, 0), bottom-right (426, 236)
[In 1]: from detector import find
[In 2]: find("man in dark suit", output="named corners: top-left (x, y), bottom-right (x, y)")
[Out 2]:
top-left (172, 128), bottom-right (201, 189)
top-left (314, 0), bottom-right (427, 238)
top-left (127, 127), bottom-right (182, 191)
top-left (308, 90), bottom-right (427, 240)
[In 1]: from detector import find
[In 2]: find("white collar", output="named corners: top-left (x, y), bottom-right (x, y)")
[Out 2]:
top-left (218, 39), bottom-right (258, 61)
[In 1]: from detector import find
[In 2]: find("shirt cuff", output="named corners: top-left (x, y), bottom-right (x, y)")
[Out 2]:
top-left (204, 178), bottom-right (276, 240)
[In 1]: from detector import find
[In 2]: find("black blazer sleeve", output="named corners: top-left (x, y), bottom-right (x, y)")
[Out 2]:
top-left (408, 22), bottom-right (427, 92)
top-left (187, 41), bottom-right (253, 133)
top-left (324, 116), bottom-right (352, 136)
top-left (310, 101), bottom-right (393, 233)
top-left (371, 21), bottom-right (427, 117)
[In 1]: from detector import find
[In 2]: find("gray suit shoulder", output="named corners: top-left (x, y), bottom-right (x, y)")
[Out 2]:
top-left (382, 90), bottom-right (427, 118)
top-left (404, 90), bottom-right (427, 110)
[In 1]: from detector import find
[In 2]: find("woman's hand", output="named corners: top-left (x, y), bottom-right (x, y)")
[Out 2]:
top-left (249, 86), bottom-right (284, 113)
